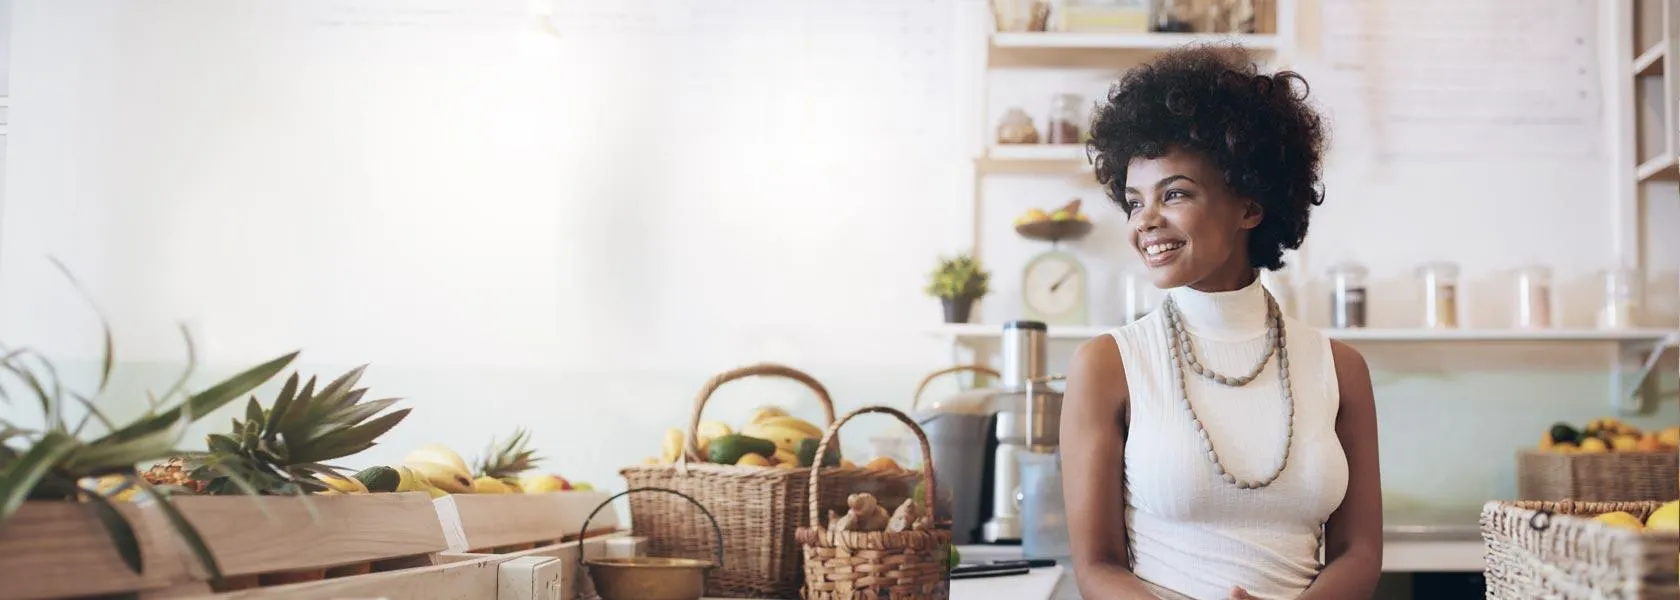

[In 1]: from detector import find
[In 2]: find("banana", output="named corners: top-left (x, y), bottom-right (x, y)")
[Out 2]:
top-left (773, 448), bottom-right (800, 467)
top-left (747, 406), bottom-right (790, 425)
top-left (660, 428), bottom-right (686, 463)
top-left (742, 422), bottom-right (816, 453)
top-left (696, 421), bottom-right (733, 455)
top-left (407, 461), bottom-right (474, 494)
top-left (756, 416), bottom-right (824, 439)
top-left (473, 476), bottom-right (512, 494)
top-left (316, 472), bottom-right (369, 494)
top-left (405, 444), bottom-right (471, 474)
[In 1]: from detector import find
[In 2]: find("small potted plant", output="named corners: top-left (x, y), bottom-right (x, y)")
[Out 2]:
top-left (925, 253), bottom-right (990, 324)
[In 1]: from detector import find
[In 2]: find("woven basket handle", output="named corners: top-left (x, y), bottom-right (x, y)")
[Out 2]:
top-left (684, 363), bottom-right (837, 462)
top-left (911, 364), bottom-right (999, 411)
top-left (805, 406), bottom-right (936, 529)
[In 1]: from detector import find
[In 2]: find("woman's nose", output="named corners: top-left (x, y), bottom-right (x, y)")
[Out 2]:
top-left (1133, 202), bottom-right (1163, 231)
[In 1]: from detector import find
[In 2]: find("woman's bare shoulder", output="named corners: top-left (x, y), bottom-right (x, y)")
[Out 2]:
top-left (1069, 333), bottom-right (1129, 403)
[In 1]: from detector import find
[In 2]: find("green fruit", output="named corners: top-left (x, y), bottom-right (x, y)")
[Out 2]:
top-left (706, 434), bottom-right (777, 465)
top-left (796, 438), bottom-right (841, 468)
top-left (354, 466), bottom-right (402, 493)
top-left (1549, 423), bottom-right (1580, 446)
top-left (947, 544), bottom-right (961, 569)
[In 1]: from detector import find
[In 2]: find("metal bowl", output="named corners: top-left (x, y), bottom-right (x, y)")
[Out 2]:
top-left (584, 556), bottom-right (714, 600)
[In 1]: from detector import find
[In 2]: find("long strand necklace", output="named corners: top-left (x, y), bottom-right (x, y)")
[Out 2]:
top-left (1161, 288), bottom-right (1295, 489)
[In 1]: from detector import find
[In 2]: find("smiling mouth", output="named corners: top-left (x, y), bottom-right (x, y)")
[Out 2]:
top-left (1143, 241), bottom-right (1185, 256)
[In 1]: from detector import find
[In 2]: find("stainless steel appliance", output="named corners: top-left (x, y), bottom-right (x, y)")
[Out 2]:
top-left (980, 320), bottom-right (1051, 543)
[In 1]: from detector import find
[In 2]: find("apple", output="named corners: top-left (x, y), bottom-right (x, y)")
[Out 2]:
top-left (519, 473), bottom-right (573, 494)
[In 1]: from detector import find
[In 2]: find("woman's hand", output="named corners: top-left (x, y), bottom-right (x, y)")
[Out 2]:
top-left (1228, 587), bottom-right (1258, 600)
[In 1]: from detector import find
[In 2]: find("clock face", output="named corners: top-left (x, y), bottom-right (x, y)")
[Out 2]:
top-left (1023, 252), bottom-right (1087, 323)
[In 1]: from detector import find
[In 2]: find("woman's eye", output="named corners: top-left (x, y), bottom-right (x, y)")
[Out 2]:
top-left (1165, 189), bottom-right (1189, 201)
top-left (1123, 199), bottom-right (1142, 212)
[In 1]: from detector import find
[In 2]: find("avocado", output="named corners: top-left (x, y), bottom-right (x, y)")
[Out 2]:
top-left (1549, 423), bottom-right (1580, 446)
top-left (354, 466), bottom-right (401, 493)
top-left (797, 437), bottom-right (841, 468)
top-left (707, 434), bottom-right (777, 465)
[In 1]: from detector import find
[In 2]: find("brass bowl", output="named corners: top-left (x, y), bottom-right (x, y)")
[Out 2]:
top-left (585, 556), bottom-right (714, 600)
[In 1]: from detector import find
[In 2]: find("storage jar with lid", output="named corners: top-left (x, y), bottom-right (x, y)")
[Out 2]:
top-left (1597, 267), bottom-right (1642, 329)
top-left (1418, 261), bottom-right (1461, 329)
top-left (1047, 93), bottom-right (1085, 145)
top-left (1327, 261), bottom-right (1368, 328)
top-left (997, 107), bottom-right (1041, 145)
top-left (1513, 265), bottom-right (1554, 329)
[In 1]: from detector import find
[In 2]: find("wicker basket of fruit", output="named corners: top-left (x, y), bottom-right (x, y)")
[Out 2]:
top-left (1482, 499), bottom-right (1680, 599)
top-left (619, 363), bottom-right (921, 599)
top-left (1518, 418), bottom-right (1680, 502)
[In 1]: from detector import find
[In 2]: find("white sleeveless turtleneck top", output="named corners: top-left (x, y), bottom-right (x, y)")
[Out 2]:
top-left (1106, 278), bottom-right (1349, 600)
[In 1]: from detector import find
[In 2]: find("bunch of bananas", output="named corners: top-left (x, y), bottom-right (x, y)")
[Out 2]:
top-left (650, 406), bottom-right (858, 469)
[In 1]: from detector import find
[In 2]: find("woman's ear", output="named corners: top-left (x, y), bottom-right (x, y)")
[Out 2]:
top-left (1238, 199), bottom-right (1264, 231)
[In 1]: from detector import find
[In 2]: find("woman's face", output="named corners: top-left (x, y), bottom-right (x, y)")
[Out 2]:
top-left (1122, 148), bottom-right (1262, 290)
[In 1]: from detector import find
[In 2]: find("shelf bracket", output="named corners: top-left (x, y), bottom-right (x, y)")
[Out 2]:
top-left (1611, 333), bottom-right (1678, 415)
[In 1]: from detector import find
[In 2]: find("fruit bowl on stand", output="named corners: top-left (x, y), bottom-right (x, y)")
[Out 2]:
top-left (1014, 198), bottom-right (1093, 244)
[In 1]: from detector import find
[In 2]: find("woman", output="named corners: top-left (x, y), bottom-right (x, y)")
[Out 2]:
top-left (1061, 45), bottom-right (1383, 600)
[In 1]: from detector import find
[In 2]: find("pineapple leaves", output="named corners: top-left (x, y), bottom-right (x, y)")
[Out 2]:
top-left (265, 374), bottom-right (300, 434)
top-left (101, 350), bottom-right (298, 447)
top-left (64, 408), bottom-right (192, 473)
top-left (315, 366), bottom-right (367, 411)
top-left (207, 434), bottom-right (241, 456)
top-left (83, 488), bottom-right (144, 574)
top-left (0, 431), bottom-right (78, 522)
top-left (287, 408), bottom-right (411, 464)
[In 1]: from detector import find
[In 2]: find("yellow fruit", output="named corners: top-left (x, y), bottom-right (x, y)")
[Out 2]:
top-left (1658, 427), bottom-right (1680, 449)
top-left (393, 466), bottom-right (421, 493)
top-left (473, 476), bottom-right (512, 494)
top-left (405, 444), bottom-right (471, 475)
top-left (1076, 213), bottom-right (1091, 222)
top-left (840, 459), bottom-right (857, 469)
top-left (736, 453), bottom-right (771, 467)
top-left (1023, 208), bottom-right (1049, 222)
top-left (1578, 437), bottom-right (1609, 454)
top-left (696, 421), bottom-right (733, 455)
top-left (747, 406), bottom-right (790, 425)
top-left (1636, 433), bottom-right (1662, 452)
top-left (1611, 434), bottom-right (1640, 452)
top-left (1594, 511), bottom-right (1645, 531)
top-left (520, 474), bottom-right (570, 494)
top-left (1646, 501), bottom-right (1680, 532)
top-left (1552, 441), bottom-right (1578, 453)
top-left (742, 423), bottom-right (816, 453)
top-left (756, 416), bottom-right (824, 439)
top-left (660, 428), bottom-right (686, 464)
top-left (1539, 431), bottom-right (1555, 450)
top-left (84, 475), bottom-right (141, 502)
top-left (1050, 210), bottom-right (1071, 221)
top-left (773, 448), bottom-right (799, 467)
top-left (316, 472), bottom-right (370, 494)
top-left (643, 456), bottom-right (661, 465)
top-left (864, 457), bottom-right (902, 472)
top-left (407, 461), bottom-right (474, 494)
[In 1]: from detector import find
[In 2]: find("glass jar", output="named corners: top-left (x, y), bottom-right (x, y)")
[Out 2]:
top-left (1597, 267), bottom-right (1641, 329)
top-left (1327, 262), bottom-right (1368, 329)
top-left (1047, 94), bottom-right (1085, 145)
top-left (997, 107), bottom-right (1040, 145)
top-left (1514, 265), bottom-right (1554, 329)
top-left (1418, 261), bottom-right (1461, 329)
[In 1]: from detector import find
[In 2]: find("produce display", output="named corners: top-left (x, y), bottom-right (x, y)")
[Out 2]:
top-left (1592, 500), bottom-right (1679, 532)
top-left (1012, 198), bottom-right (1091, 227)
top-left (1535, 417), bottom-right (1680, 454)
top-left (649, 405), bottom-right (909, 472)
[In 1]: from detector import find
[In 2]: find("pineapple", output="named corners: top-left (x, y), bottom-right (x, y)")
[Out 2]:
top-left (142, 457), bottom-right (208, 494)
top-left (475, 428), bottom-right (544, 487)
top-left (191, 366), bottom-right (410, 495)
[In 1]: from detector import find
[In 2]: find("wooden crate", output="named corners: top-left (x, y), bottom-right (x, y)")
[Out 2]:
top-left (432, 491), bottom-right (622, 554)
top-left (0, 501), bottom-right (194, 600)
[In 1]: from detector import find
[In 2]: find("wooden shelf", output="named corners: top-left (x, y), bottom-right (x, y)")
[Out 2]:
top-left (929, 323), bottom-right (1680, 345)
top-left (988, 32), bottom-right (1280, 68)
top-left (976, 144), bottom-right (1092, 174)
top-left (1637, 154), bottom-right (1678, 182)
top-left (1634, 44), bottom-right (1666, 77)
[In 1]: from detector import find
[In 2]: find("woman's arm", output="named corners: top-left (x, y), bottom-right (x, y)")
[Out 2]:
top-left (1062, 336), bottom-right (1159, 600)
top-left (1297, 340), bottom-right (1384, 600)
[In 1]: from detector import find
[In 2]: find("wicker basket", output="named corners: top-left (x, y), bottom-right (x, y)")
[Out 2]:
top-left (910, 364), bottom-right (999, 411)
top-left (620, 364), bottom-right (921, 599)
top-left (797, 406), bottom-right (952, 600)
top-left (1517, 450), bottom-right (1680, 502)
top-left (1482, 499), bottom-right (1680, 599)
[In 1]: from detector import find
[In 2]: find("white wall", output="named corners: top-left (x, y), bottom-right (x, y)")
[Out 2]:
top-left (1, 0), bottom-right (1676, 509)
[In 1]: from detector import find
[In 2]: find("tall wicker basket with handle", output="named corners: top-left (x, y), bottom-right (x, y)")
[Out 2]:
top-left (797, 406), bottom-right (952, 600)
top-left (619, 364), bottom-right (921, 599)
top-left (1481, 499), bottom-right (1680, 599)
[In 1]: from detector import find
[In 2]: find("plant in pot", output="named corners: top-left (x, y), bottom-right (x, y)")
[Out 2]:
top-left (925, 254), bottom-right (990, 324)
top-left (0, 260), bottom-right (299, 597)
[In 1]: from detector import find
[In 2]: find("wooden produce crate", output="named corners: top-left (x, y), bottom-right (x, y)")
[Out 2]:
top-left (0, 501), bottom-right (196, 600)
top-left (1517, 450), bottom-right (1680, 502)
top-left (1482, 499), bottom-right (1680, 599)
top-left (168, 491), bottom-right (450, 593)
top-left (438, 532), bottom-right (638, 600)
top-left (432, 490), bottom-right (622, 554)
